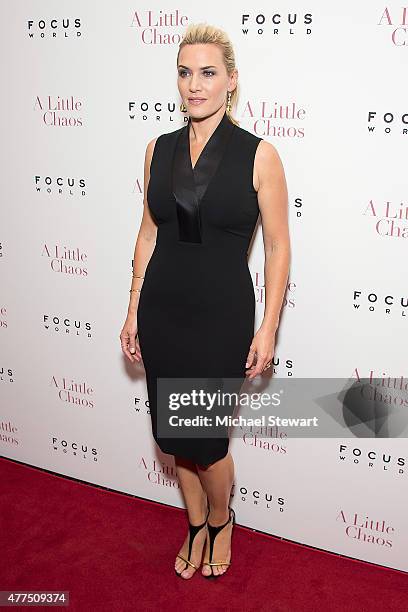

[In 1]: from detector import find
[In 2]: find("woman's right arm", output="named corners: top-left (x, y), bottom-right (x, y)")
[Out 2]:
top-left (127, 136), bottom-right (159, 317)
top-left (120, 137), bottom-right (158, 363)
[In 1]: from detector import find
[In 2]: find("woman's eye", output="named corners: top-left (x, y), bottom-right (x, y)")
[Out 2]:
top-left (178, 70), bottom-right (215, 77)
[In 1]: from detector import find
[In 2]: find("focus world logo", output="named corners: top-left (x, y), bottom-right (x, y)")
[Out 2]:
top-left (339, 444), bottom-right (406, 476)
top-left (128, 100), bottom-right (185, 123)
top-left (353, 289), bottom-right (407, 318)
top-left (51, 436), bottom-right (99, 461)
top-left (367, 110), bottom-right (408, 135)
top-left (231, 483), bottom-right (285, 511)
top-left (43, 313), bottom-right (93, 338)
top-left (240, 11), bottom-right (313, 36)
top-left (27, 17), bottom-right (82, 39)
top-left (34, 175), bottom-right (87, 196)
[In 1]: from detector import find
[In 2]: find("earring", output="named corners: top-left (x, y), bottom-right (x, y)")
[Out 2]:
top-left (226, 91), bottom-right (232, 113)
top-left (180, 102), bottom-right (187, 112)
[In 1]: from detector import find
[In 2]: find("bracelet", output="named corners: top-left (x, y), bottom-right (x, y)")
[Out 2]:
top-left (130, 288), bottom-right (141, 293)
top-left (132, 274), bottom-right (144, 279)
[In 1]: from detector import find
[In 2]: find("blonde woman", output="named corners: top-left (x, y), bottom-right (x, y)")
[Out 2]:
top-left (120, 23), bottom-right (290, 580)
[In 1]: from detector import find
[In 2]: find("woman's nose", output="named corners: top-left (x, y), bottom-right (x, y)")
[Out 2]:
top-left (189, 73), bottom-right (201, 91)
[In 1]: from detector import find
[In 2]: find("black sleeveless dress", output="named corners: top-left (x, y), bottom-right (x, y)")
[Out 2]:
top-left (137, 111), bottom-right (263, 466)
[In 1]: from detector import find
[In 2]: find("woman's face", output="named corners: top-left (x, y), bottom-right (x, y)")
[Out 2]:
top-left (177, 43), bottom-right (237, 119)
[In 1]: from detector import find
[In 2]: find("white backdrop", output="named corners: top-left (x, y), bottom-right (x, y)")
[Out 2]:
top-left (1, 1), bottom-right (407, 573)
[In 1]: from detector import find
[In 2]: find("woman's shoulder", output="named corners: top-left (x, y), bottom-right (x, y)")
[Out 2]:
top-left (233, 121), bottom-right (263, 143)
top-left (154, 122), bottom-right (185, 143)
top-left (231, 122), bottom-right (269, 166)
top-left (233, 123), bottom-right (282, 160)
top-left (144, 123), bottom-right (185, 166)
top-left (146, 123), bottom-right (184, 153)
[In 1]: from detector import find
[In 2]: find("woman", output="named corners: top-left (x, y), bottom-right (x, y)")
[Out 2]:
top-left (120, 23), bottom-right (290, 580)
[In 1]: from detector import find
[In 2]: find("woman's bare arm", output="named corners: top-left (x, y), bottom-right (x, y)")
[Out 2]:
top-left (256, 140), bottom-right (291, 334)
top-left (245, 140), bottom-right (290, 378)
top-left (127, 137), bottom-right (159, 317)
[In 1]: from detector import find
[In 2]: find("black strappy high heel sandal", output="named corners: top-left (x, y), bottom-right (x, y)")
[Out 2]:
top-left (203, 506), bottom-right (236, 579)
top-left (175, 506), bottom-right (210, 578)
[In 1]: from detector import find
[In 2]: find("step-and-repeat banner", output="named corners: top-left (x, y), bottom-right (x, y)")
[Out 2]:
top-left (1, 2), bottom-right (406, 572)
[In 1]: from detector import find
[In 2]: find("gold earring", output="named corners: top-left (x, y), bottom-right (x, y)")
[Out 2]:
top-left (180, 102), bottom-right (187, 112)
top-left (226, 91), bottom-right (232, 113)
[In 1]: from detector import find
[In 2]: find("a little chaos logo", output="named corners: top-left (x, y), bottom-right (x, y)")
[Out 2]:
top-left (241, 102), bottom-right (306, 138)
top-left (378, 6), bottom-right (408, 46)
top-left (343, 370), bottom-right (408, 438)
top-left (133, 176), bottom-right (143, 197)
top-left (363, 198), bottom-right (408, 240)
top-left (337, 510), bottom-right (395, 548)
top-left (138, 456), bottom-right (180, 488)
top-left (0, 420), bottom-right (19, 447)
top-left (0, 306), bottom-right (8, 331)
top-left (130, 9), bottom-right (188, 44)
top-left (51, 375), bottom-right (95, 410)
top-left (254, 271), bottom-right (296, 308)
top-left (34, 96), bottom-right (83, 127)
top-left (241, 421), bottom-right (288, 455)
top-left (166, 388), bottom-right (318, 429)
top-left (42, 243), bottom-right (88, 276)
top-left (240, 12), bottom-right (313, 35)
top-left (27, 18), bottom-right (82, 38)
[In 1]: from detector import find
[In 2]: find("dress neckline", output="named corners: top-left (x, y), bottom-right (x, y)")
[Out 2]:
top-left (172, 110), bottom-right (235, 243)
top-left (187, 111), bottom-right (229, 172)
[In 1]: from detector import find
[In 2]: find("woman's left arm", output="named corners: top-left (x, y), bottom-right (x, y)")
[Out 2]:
top-left (245, 140), bottom-right (291, 380)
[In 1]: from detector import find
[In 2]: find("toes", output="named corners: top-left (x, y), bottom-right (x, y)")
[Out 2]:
top-left (175, 561), bottom-right (194, 579)
top-left (202, 564), bottom-right (211, 576)
top-left (181, 567), bottom-right (194, 579)
top-left (175, 560), bottom-right (187, 574)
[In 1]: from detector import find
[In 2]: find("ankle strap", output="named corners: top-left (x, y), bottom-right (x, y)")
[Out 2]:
top-left (208, 507), bottom-right (232, 530)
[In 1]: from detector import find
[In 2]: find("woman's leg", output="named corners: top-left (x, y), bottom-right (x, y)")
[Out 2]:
top-left (174, 455), bottom-right (209, 579)
top-left (197, 452), bottom-right (235, 577)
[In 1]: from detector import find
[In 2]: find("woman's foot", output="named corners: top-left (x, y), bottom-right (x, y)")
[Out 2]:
top-left (201, 508), bottom-right (234, 577)
top-left (175, 512), bottom-right (208, 579)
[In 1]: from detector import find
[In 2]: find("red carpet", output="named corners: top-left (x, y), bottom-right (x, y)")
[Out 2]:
top-left (1, 457), bottom-right (406, 611)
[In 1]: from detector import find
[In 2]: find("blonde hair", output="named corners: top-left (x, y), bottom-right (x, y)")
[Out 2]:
top-left (177, 23), bottom-right (239, 126)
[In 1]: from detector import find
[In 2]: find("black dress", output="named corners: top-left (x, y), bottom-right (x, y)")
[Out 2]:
top-left (137, 111), bottom-right (263, 466)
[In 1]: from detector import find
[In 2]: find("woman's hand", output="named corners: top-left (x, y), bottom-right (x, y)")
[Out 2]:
top-left (245, 326), bottom-right (276, 380)
top-left (120, 313), bottom-right (141, 363)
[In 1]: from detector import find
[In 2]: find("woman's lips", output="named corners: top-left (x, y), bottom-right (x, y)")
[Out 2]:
top-left (188, 98), bottom-right (206, 105)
